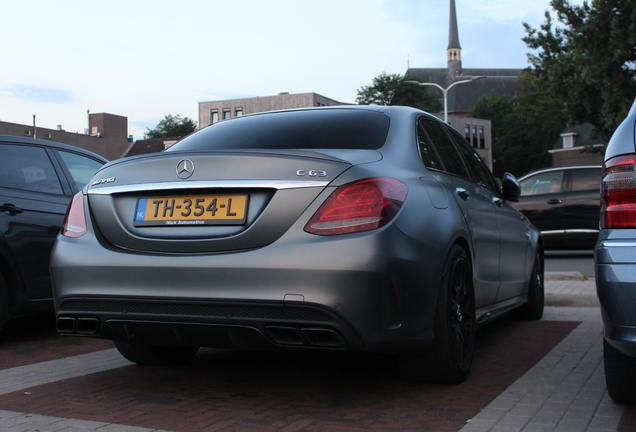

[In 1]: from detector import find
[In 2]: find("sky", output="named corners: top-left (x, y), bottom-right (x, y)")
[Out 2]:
top-left (0, 0), bottom-right (578, 140)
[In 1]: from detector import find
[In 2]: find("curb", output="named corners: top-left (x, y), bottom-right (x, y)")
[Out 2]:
top-left (545, 271), bottom-right (593, 281)
top-left (545, 293), bottom-right (599, 308)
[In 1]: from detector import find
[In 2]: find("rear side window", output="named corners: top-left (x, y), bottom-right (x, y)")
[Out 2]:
top-left (446, 128), bottom-right (500, 193)
top-left (0, 144), bottom-right (63, 195)
top-left (57, 150), bottom-right (105, 190)
top-left (169, 109), bottom-right (390, 151)
top-left (570, 168), bottom-right (601, 192)
top-left (418, 118), bottom-right (470, 179)
top-left (417, 124), bottom-right (444, 171)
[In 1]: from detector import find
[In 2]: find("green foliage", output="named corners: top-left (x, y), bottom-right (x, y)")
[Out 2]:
top-left (145, 114), bottom-right (198, 139)
top-left (471, 91), bottom-right (517, 178)
top-left (523, 0), bottom-right (636, 141)
top-left (356, 72), bottom-right (443, 113)
top-left (471, 71), bottom-right (567, 178)
top-left (473, 0), bottom-right (634, 177)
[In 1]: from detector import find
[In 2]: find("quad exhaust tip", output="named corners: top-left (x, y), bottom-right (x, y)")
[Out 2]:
top-left (56, 317), bottom-right (100, 335)
top-left (265, 325), bottom-right (343, 347)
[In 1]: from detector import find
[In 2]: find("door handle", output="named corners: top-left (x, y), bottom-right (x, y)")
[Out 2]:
top-left (546, 199), bottom-right (562, 205)
top-left (456, 188), bottom-right (470, 200)
top-left (1, 203), bottom-right (24, 216)
top-left (492, 197), bottom-right (504, 207)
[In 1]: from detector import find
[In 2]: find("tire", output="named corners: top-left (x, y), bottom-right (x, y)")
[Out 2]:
top-left (604, 338), bottom-right (636, 405)
top-left (397, 245), bottom-right (476, 383)
top-left (510, 250), bottom-right (544, 320)
top-left (114, 340), bottom-right (199, 366)
top-left (0, 273), bottom-right (8, 335)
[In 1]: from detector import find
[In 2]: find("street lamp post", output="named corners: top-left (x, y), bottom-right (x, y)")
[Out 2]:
top-left (405, 76), bottom-right (485, 123)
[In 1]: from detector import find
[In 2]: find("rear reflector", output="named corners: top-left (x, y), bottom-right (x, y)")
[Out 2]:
top-left (304, 177), bottom-right (407, 235)
top-left (61, 191), bottom-right (87, 238)
top-left (601, 154), bottom-right (636, 228)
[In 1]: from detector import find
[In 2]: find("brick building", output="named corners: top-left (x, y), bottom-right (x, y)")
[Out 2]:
top-left (0, 113), bottom-right (132, 161)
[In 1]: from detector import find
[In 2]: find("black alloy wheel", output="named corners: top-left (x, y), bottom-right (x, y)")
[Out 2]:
top-left (0, 273), bottom-right (8, 335)
top-left (446, 248), bottom-right (476, 373)
top-left (397, 244), bottom-right (476, 383)
top-left (604, 339), bottom-right (636, 405)
top-left (511, 250), bottom-right (544, 320)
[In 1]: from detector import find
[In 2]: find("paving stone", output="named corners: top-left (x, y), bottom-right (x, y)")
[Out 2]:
top-left (0, 280), bottom-right (628, 431)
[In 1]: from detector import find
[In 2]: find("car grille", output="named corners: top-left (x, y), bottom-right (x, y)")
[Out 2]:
top-left (59, 299), bottom-right (332, 322)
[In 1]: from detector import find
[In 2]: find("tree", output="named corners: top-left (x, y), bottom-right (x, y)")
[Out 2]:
top-left (523, 0), bottom-right (636, 141)
top-left (356, 72), bottom-right (443, 113)
top-left (471, 70), bottom-right (567, 178)
top-left (470, 91), bottom-right (517, 178)
top-left (145, 114), bottom-right (197, 139)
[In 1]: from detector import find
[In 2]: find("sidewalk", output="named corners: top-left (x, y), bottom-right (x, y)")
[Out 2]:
top-left (461, 273), bottom-right (620, 431)
top-left (0, 273), bottom-right (619, 432)
top-left (544, 272), bottom-right (599, 308)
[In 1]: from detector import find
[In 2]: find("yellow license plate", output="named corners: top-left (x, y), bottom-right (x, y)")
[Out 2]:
top-left (133, 195), bottom-right (248, 226)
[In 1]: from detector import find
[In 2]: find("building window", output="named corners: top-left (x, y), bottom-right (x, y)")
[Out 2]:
top-left (23, 130), bottom-right (31, 136)
top-left (211, 110), bottom-right (219, 124)
top-left (223, 109), bottom-right (231, 120)
top-left (472, 125), bottom-right (478, 148)
top-left (465, 125), bottom-right (470, 141)
top-left (44, 133), bottom-right (52, 139)
top-left (479, 126), bottom-right (485, 149)
top-left (235, 107), bottom-right (243, 117)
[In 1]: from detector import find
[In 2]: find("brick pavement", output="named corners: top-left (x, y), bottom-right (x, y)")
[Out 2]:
top-left (0, 274), bottom-right (631, 431)
top-left (0, 313), bottom-right (113, 370)
top-left (0, 319), bottom-right (575, 431)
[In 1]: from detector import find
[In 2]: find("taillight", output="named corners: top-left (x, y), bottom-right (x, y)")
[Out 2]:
top-left (304, 177), bottom-right (407, 236)
top-left (601, 154), bottom-right (636, 228)
top-left (61, 191), bottom-right (87, 238)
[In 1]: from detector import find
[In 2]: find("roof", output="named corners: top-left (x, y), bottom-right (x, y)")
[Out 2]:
top-left (404, 68), bottom-right (521, 114)
top-left (448, 0), bottom-right (461, 50)
top-left (0, 134), bottom-right (107, 162)
top-left (553, 123), bottom-right (604, 149)
top-left (124, 137), bottom-right (178, 157)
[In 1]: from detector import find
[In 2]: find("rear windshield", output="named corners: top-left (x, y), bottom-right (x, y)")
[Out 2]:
top-left (167, 109), bottom-right (390, 152)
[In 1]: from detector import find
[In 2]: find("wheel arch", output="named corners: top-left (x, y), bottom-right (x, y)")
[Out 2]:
top-left (531, 233), bottom-right (545, 285)
top-left (448, 236), bottom-right (473, 278)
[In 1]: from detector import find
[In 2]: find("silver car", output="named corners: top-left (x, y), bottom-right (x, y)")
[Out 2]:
top-left (51, 106), bottom-right (543, 383)
top-left (595, 99), bottom-right (636, 404)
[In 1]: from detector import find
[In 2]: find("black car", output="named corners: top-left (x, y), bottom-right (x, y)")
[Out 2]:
top-left (595, 100), bottom-right (636, 405)
top-left (514, 166), bottom-right (601, 249)
top-left (0, 135), bottom-right (107, 333)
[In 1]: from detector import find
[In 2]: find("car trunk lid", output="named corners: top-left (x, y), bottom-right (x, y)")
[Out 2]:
top-left (86, 150), bottom-right (356, 253)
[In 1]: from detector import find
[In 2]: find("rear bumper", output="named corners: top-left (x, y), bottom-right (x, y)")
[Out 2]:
top-left (595, 239), bottom-right (636, 358)
top-left (51, 224), bottom-right (445, 353)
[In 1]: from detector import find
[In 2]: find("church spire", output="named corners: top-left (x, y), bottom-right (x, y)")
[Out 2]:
top-left (447, 0), bottom-right (462, 79)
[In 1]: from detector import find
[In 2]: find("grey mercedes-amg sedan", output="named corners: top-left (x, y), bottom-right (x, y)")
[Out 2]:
top-left (50, 105), bottom-right (543, 383)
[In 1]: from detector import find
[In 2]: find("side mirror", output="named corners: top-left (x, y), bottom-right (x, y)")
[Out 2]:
top-left (502, 172), bottom-right (520, 202)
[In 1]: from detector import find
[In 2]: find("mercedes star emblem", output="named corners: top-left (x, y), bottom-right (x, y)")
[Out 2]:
top-left (176, 159), bottom-right (195, 179)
